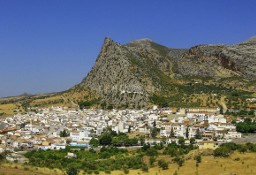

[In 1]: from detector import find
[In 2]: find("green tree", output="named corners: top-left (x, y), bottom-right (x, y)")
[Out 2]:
top-left (195, 128), bottom-right (202, 139)
top-left (238, 145), bottom-right (247, 154)
top-left (190, 137), bottom-right (195, 144)
top-left (158, 159), bottom-right (169, 170)
top-left (173, 156), bottom-right (185, 167)
top-left (153, 120), bottom-right (156, 127)
top-left (194, 155), bottom-right (201, 163)
top-left (178, 137), bottom-right (185, 145)
top-left (149, 156), bottom-right (156, 166)
top-left (185, 126), bottom-right (189, 138)
top-left (213, 147), bottom-right (230, 157)
top-left (99, 134), bottom-right (112, 146)
top-left (141, 164), bottom-right (149, 172)
top-left (66, 167), bottom-right (78, 175)
top-left (128, 126), bottom-right (131, 133)
top-left (151, 127), bottom-right (158, 138)
top-left (139, 136), bottom-right (145, 146)
top-left (60, 129), bottom-right (70, 137)
top-left (89, 138), bottom-right (99, 147)
top-left (220, 106), bottom-right (224, 114)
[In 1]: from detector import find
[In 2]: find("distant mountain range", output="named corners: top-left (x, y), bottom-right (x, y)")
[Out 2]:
top-left (0, 36), bottom-right (255, 116)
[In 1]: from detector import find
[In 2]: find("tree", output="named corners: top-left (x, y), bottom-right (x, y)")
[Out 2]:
top-left (213, 147), bottom-right (230, 157)
top-left (190, 137), bottom-right (196, 144)
top-left (99, 134), bottom-right (112, 146)
top-left (0, 153), bottom-right (6, 162)
top-left (236, 120), bottom-right (256, 133)
top-left (158, 159), bottom-right (169, 170)
top-left (153, 120), bottom-right (156, 127)
top-left (185, 126), bottom-right (189, 138)
top-left (245, 117), bottom-right (252, 123)
top-left (149, 156), bottom-right (156, 166)
top-left (238, 145), bottom-right (247, 154)
top-left (60, 129), bottom-right (70, 137)
top-left (195, 128), bottom-right (202, 139)
top-left (146, 147), bottom-right (158, 157)
top-left (66, 167), bottom-right (78, 175)
top-left (151, 127), bottom-right (158, 138)
top-left (220, 106), bottom-right (224, 114)
top-left (141, 164), bottom-right (149, 172)
top-left (178, 137), bottom-right (185, 145)
top-left (89, 138), bottom-right (99, 147)
top-left (194, 155), bottom-right (201, 163)
top-left (139, 136), bottom-right (145, 146)
top-left (128, 126), bottom-right (131, 133)
top-left (170, 127), bottom-right (175, 137)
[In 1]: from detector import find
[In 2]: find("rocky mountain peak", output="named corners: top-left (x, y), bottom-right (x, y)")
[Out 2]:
top-left (103, 37), bottom-right (116, 46)
top-left (78, 36), bottom-right (256, 109)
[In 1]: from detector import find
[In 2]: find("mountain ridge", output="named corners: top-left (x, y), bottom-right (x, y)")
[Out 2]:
top-left (0, 36), bottom-right (255, 116)
top-left (78, 36), bottom-right (256, 109)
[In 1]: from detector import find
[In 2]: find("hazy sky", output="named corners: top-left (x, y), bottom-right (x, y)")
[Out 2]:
top-left (0, 0), bottom-right (255, 97)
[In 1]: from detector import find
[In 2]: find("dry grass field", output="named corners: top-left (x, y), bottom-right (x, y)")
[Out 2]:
top-left (0, 163), bottom-right (64, 175)
top-left (0, 103), bottom-right (21, 118)
top-left (0, 87), bottom-right (98, 118)
top-left (30, 95), bottom-right (64, 108)
top-left (100, 152), bottom-right (256, 175)
top-left (1, 151), bottom-right (256, 175)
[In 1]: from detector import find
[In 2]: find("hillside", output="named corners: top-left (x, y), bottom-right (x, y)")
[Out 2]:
top-left (0, 37), bottom-right (255, 116)
top-left (79, 37), bottom-right (256, 109)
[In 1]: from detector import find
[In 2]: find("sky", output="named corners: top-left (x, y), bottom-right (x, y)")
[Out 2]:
top-left (0, 0), bottom-right (255, 97)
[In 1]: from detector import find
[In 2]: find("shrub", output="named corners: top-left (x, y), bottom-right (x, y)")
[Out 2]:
top-left (194, 155), bottom-right (202, 163)
top-left (149, 156), bottom-right (156, 166)
top-left (173, 156), bottom-right (185, 167)
top-left (123, 168), bottom-right (129, 174)
top-left (104, 170), bottom-right (111, 174)
top-left (158, 159), bottom-right (169, 170)
top-left (141, 164), bottom-right (148, 172)
top-left (66, 167), bottom-right (79, 175)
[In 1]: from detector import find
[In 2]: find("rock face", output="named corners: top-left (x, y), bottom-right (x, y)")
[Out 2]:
top-left (80, 37), bottom-right (256, 108)
top-left (81, 38), bottom-right (148, 108)
top-left (179, 41), bottom-right (256, 80)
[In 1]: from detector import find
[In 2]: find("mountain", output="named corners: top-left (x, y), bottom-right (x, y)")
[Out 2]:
top-left (1, 36), bottom-right (255, 116)
top-left (78, 37), bottom-right (256, 109)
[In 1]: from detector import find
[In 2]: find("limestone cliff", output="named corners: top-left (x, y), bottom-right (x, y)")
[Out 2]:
top-left (79, 37), bottom-right (256, 109)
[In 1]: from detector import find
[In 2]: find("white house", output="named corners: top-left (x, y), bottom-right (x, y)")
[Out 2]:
top-left (225, 130), bottom-right (242, 139)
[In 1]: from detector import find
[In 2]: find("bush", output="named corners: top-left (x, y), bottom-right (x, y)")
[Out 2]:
top-left (194, 155), bottom-right (201, 163)
top-left (234, 157), bottom-right (240, 161)
top-left (158, 159), bottom-right (169, 170)
top-left (87, 170), bottom-right (93, 174)
top-left (173, 156), bottom-right (185, 167)
top-left (213, 147), bottom-right (230, 157)
top-left (66, 167), bottom-right (79, 175)
top-left (123, 168), bottom-right (129, 174)
top-left (104, 170), bottom-right (111, 174)
top-left (149, 156), bottom-right (156, 166)
top-left (141, 164), bottom-right (148, 172)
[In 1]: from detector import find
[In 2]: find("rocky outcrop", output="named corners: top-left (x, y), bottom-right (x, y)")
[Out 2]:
top-left (79, 37), bottom-right (256, 108)
top-left (81, 37), bottom-right (149, 108)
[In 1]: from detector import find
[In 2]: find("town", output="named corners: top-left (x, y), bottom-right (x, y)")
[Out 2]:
top-left (0, 106), bottom-right (242, 157)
